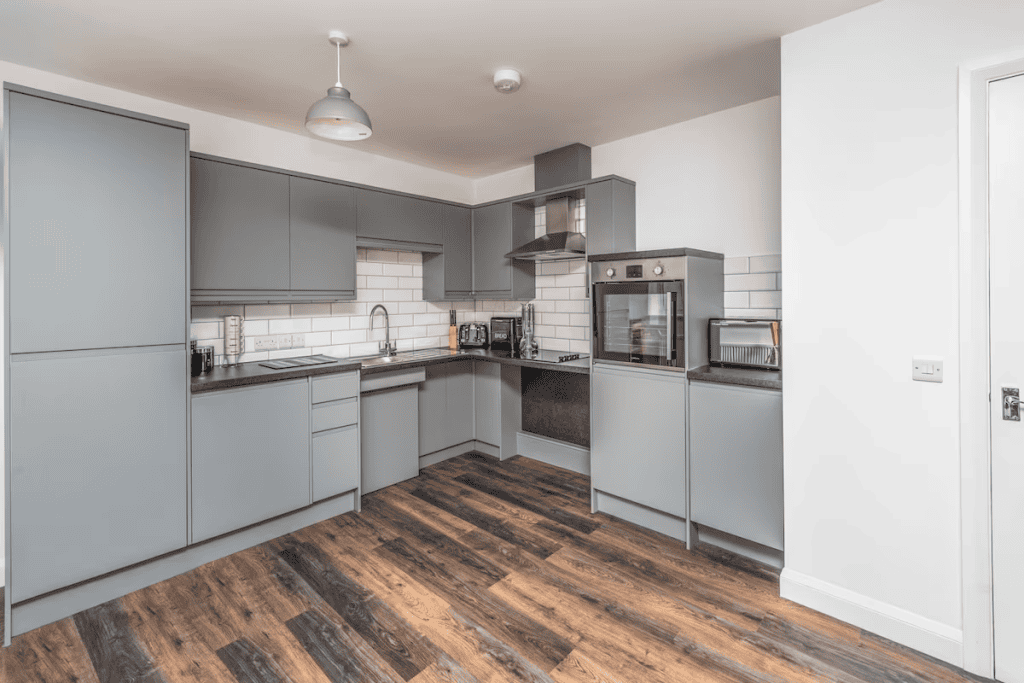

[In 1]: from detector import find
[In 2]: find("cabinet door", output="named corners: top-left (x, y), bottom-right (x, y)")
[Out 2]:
top-left (290, 176), bottom-right (357, 294)
top-left (446, 360), bottom-right (475, 446)
top-left (10, 349), bottom-right (186, 602)
top-left (362, 386), bottom-right (420, 494)
top-left (472, 202), bottom-right (513, 294)
top-left (689, 382), bottom-right (783, 550)
top-left (474, 360), bottom-right (502, 447)
top-left (591, 364), bottom-right (687, 518)
top-left (418, 364), bottom-right (449, 456)
top-left (313, 425), bottom-right (359, 502)
top-left (191, 157), bottom-right (290, 291)
top-left (8, 92), bottom-right (187, 353)
top-left (191, 380), bottom-right (310, 543)
top-left (355, 189), bottom-right (444, 245)
top-left (585, 179), bottom-right (636, 257)
top-left (444, 205), bottom-right (473, 295)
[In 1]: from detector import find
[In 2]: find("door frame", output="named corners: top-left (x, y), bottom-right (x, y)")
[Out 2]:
top-left (958, 48), bottom-right (1024, 678)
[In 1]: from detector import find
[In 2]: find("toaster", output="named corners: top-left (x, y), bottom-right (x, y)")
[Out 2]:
top-left (708, 319), bottom-right (781, 370)
top-left (458, 323), bottom-right (489, 348)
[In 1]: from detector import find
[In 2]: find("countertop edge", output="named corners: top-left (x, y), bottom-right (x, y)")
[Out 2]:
top-left (687, 365), bottom-right (783, 390)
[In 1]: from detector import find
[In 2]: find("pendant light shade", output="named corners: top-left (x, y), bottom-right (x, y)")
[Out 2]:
top-left (306, 86), bottom-right (372, 140)
top-left (305, 31), bottom-right (372, 141)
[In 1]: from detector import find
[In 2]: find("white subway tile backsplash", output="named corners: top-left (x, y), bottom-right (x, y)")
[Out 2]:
top-left (244, 319), bottom-right (270, 337)
top-left (350, 341), bottom-right (380, 356)
top-left (291, 303), bottom-right (332, 317)
top-left (331, 302), bottom-right (364, 316)
top-left (569, 339), bottom-right (590, 354)
top-left (399, 326), bottom-right (427, 339)
top-left (398, 252), bottom-right (422, 265)
top-left (749, 255), bottom-right (781, 274)
top-left (570, 287), bottom-right (589, 300)
top-left (365, 249), bottom-right (396, 263)
top-left (724, 273), bottom-right (776, 292)
top-left (398, 277), bottom-right (419, 289)
top-left (312, 317), bottom-right (350, 332)
top-left (569, 313), bottom-right (590, 327)
top-left (724, 292), bottom-right (750, 309)
top-left (191, 305), bottom-right (243, 321)
top-left (190, 322), bottom-right (220, 340)
top-left (749, 290), bottom-right (782, 309)
top-left (383, 263), bottom-right (414, 277)
top-left (365, 275), bottom-right (399, 289)
top-left (358, 289), bottom-right (385, 302)
top-left (556, 326), bottom-right (587, 340)
top-left (399, 301), bottom-right (428, 314)
top-left (555, 299), bottom-right (587, 314)
top-left (305, 331), bottom-right (333, 347)
top-left (269, 318), bottom-right (312, 334)
top-left (332, 329), bottom-right (367, 345)
top-left (543, 312), bottom-right (571, 326)
top-left (244, 304), bottom-right (290, 319)
top-left (724, 257), bottom-right (749, 275)
top-left (356, 261), bottom-right (384, 276)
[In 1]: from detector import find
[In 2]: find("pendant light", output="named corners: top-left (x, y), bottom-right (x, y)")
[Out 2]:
top-left (305, 30), bottom-right (372, 141)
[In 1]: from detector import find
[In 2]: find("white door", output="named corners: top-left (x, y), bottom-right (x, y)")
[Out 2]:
top-left (989, 70), bottom-right (1024, 683)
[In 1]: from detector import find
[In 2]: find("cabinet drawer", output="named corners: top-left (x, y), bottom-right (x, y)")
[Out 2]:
top-left (312, 397), bottom-right (358, 433)
top-left (311, 371), bottom-right (359, 404)
top-left (313, 425), bottom-right (359, 501)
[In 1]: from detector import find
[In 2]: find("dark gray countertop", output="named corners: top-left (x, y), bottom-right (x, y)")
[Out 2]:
top-left (191, 348), bottom-right (590, 393)
top-left (688, 365), bottom-right (782, 390)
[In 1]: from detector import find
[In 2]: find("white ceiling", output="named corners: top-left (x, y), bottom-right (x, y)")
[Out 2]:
top-left (0, 0), bottom-right (876, 178)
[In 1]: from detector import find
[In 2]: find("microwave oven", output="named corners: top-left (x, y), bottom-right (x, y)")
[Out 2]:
top-left (708, 319), bottom-right (781, 370)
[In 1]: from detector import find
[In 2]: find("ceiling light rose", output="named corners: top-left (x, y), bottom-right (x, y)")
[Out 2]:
top-left (494, 68), bottom-right (522, 94)
top-left (305, 30), bottom-right (372, 141)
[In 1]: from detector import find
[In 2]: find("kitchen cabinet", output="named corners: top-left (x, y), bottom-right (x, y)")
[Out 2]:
top-left (290, 176), bottom-right (357, 297)
top-left (419, 361), bottom-right (475, 456)
top-left (191, 379), bottom-right (311, 543)
top-left (422, 204), bottom-right (473, 301)
top-left (585, 179), bottom-right (636, 257)
top-left (310, 372), bottom-right (361, 502)
top-left (689, 381), bottom-right (783, 551)
top-left (591, 363), bottom-right (687, 519)
top-left (8, 90), bottom-right (188, 353)
top-left (474, 360), bottom-right (502, 448)
top-left (10, 349), bottom-right (187, 602)
top-left (191, 155), bottom-right (359, 302)
top-left (355, 187), bottom-right (445, 245)
top-left (361, 369), bottom-right (423, 493)
top-left (472, 201), bottom-right (536, 299)
top-left (191, 156), bottom-right (291, 294)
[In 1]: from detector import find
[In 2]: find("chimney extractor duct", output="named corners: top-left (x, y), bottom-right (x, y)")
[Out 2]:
top-left (506, 144), bottom-right (591, 261)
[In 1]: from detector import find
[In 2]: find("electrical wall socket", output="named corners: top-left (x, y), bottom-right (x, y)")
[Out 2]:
top-left (254, 336), bottom-right (278, 351)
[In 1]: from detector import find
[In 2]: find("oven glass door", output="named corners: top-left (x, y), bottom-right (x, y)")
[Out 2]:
top-left (593, 280), bottom-right (684, 366)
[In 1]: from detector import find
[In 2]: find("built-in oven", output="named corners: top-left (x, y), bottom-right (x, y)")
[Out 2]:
top-left (592, 278), bottom-right (685, 367)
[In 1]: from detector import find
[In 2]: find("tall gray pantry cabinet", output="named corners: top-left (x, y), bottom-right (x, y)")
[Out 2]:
top-left (3, 85), bottom-right (189, 635)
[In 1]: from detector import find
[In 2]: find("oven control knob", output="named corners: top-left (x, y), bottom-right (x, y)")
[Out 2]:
top-left (653, 265), bottom-right (664, 276)
top-left (606, 268), bottom-right (615, 278)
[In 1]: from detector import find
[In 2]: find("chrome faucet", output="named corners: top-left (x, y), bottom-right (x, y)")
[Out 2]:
top-left (370, 304), bottom-right (397, 356)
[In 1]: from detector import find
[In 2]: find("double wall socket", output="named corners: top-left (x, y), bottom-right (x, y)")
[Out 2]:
top-left (254, 334), bottom-right (306, 351)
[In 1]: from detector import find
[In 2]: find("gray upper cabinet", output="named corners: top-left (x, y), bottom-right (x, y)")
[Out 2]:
top-left (355, 188), bottom-right (444, 245)
top-left (191, 379), bottom-right (311, 543)
top-left (8, 91), bottom-right (188, 353)
top-left (422, 204), bottom-right (472, 301)
top-left (289, 176), bottom-right (357, 295)
top-left (191, 157), bottom-right (290, 293)
top-left (10, 348), bottom-right (187, 602)
top-left (472, 202), bottom-right (512, 293)
top-left (585, 179), bottom-right (636, 257)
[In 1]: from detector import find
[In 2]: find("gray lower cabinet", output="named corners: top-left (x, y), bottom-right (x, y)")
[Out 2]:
top-left (191, 380), bottom-right (311, 543)
top-left (289, 176), bottom-right (357, 297)
top-left (10, 349), bottom-right (187, 602)
top-left (473, 360), bottom-right (502, 447)
top-left (7, 90), bottom-right (188, 353)
top-left (362, 373), bottom-right (421, 494)
top-left (591, 364), bottom-right (687, 519)
top-left (191, 156), bottom-right (291, 293)
top-left (312, 425), bottom-right (359, 502)
top-left (689, 381), bottom-right (783, 551)
top-left (419, 361), bottom-right (475, 456)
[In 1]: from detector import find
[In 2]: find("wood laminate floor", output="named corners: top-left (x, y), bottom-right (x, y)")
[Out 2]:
top-left (0, 453), bottom-right (987, 683)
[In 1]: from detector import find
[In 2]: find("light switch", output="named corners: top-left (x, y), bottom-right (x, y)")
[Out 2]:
top-left (913, 357), bottom-right (943, 383)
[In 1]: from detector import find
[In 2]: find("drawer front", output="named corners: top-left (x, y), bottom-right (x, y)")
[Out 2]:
top-left (359, 367), bottom-right (426, 393)
top-left (313, 425), bottom-right (359, 502)
top-left (312, 397), bottom-right (358, 433)
top-left (312, 371), bottom-right (359, 404)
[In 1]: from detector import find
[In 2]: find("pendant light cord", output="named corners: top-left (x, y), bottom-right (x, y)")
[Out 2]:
top-left (335, 40), bottom-right (343, 88)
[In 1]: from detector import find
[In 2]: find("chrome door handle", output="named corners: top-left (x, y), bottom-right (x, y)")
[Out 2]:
top-left (1003, 387), bottom-right (1020, 421)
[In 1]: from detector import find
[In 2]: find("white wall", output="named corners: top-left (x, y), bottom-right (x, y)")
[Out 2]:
top-left (781, 0), bottom-right (1024, 666)
top-left (0, 60), bottom-right (477, 586)
top-left (472, 97), bottom-right (781, 260)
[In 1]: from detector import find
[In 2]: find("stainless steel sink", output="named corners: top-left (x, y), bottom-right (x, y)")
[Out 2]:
top-left (358, 348), bottom-right (457, 367)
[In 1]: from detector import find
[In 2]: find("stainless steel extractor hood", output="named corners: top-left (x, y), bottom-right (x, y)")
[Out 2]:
top-left (505, 144), bottom-right (591, 261)
top-left (505, 196), bottom-right (586, 261)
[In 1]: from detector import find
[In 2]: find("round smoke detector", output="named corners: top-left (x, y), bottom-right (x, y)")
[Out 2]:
top-left (494, 69), bottom-right (522, 93)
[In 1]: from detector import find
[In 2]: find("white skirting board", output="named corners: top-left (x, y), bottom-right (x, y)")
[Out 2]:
top-left (516, 431), bottom-right (590, 475)
top-left (780, 568), bottom-right (964, 667)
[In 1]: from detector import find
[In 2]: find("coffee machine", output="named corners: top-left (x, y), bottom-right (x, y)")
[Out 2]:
top-left (489, 316), bottom-right (522, 353)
